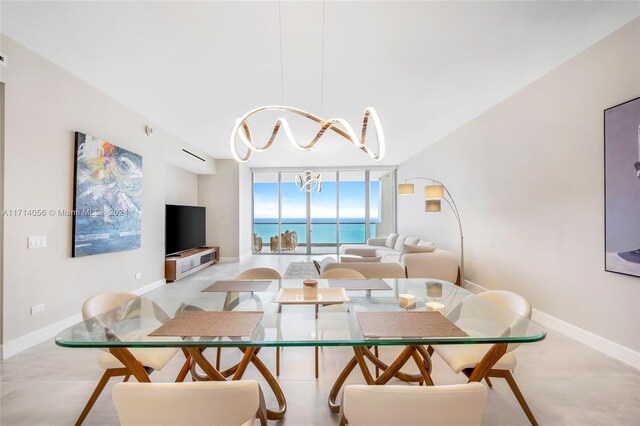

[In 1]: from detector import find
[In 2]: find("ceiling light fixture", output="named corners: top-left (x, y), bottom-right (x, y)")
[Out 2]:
top-left (229, 2), bottom-right (385, 164)
top-left (295, 170), bottom-right (323, 193)
top-left (229, 105), bottom-right (385, 163)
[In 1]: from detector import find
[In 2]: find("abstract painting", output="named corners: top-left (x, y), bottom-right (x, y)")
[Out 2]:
top-left (72, 132), bottom-right (143, 257)
top-left (604, 97), bottom-right (640, 278)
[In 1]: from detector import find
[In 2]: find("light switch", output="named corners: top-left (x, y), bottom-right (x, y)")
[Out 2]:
top-left (31, 304), bottom-right (45, 315)
top-left (28, 236), bottom-right (46, 249)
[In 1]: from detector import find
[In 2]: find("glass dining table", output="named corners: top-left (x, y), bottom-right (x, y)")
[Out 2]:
top-left (56, 278), bottom-right (546, 420)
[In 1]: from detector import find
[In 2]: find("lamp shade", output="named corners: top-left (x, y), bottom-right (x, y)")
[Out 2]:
top-left (424, 184), bottom-right (444, 199)
top-left (398, 183), bottom-right (415, 195)
top-left (425, 200), bottom-right (442, 212)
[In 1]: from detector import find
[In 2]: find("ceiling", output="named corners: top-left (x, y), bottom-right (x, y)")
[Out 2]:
top-left (2, 1), bottom-right (639, 168)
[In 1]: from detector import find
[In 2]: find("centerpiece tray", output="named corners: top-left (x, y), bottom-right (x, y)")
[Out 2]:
top-left (274, 288), bottom-right (349, 305)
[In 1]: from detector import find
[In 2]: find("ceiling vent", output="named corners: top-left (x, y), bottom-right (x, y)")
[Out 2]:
top-left (182, 149), bottom-right (206, 162)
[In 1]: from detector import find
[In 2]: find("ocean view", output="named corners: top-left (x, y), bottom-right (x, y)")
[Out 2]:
top-left (254, 218), bottom-right (377, 244)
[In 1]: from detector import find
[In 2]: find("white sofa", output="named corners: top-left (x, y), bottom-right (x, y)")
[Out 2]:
top-left (320, 250), bottom-right (459, 283)
top-left (321, 261), bottom-right (407, 278)
top-left (340, 234), bottom-right (436, 262)
top-left (324, 233), bottom-right (461, 282)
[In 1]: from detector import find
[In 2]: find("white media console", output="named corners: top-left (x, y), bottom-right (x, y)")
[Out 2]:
top-left (164, 246), bottom-right (219, 282)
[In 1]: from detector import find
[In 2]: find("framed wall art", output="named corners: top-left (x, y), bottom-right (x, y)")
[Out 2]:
top-left (604, 97), bottom-right (640, 277)
top-left (72, 132), bottom-right (143, 257)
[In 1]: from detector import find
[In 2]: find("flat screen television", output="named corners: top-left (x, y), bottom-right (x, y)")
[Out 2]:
top-left (165, 204), bottom-right (206, 255)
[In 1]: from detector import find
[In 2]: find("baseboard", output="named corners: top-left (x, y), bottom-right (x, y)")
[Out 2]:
top-left (131, 278), bottom-right (166, 295)
top-left (239, 251), bottom-right (253, 261)
top-left (1, 278), bottom-right (165, 360)
top-left (461, 279), bottom-right (484, 294)
top-left (463, 279), bottom-right (639, 370)
top-left (532, 309), bottom-right (640, 370)
top-left (2, 312), bottom-right (84, 359)
top-left (219, 256), bottom-right (239, 263)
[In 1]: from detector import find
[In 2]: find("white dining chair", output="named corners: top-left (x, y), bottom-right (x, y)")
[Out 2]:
top-left (402, 250), bottom-right (460, 283)
top-left (112, 380), bottom-right (266, 426)
top-left (320, 268), bottom-right (366, 279)
top-left (76, 292), bottom-right (180, 425)
top-left (433, 290), bottom-right (538, 425)
top-left (236, 267), bottom-right (282, 280)
top-left (341, 382), bottom-right (487, 426)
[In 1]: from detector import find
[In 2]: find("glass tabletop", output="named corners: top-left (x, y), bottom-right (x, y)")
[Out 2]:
top-left (55, 279), bottom-right (546, 348)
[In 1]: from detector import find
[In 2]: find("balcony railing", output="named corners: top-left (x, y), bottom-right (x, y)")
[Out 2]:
top-left (253, 221), bottom-right (377, 251)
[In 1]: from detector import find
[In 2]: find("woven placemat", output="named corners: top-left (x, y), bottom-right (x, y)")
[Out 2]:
top-left (328, 279), bottom-right (392, 291)
top-left (356, 312), bottom-right (467, 338)
top-left (149, 311), bottom-right (263, 337)
top-left (202, 280), bottom-right (271, 292)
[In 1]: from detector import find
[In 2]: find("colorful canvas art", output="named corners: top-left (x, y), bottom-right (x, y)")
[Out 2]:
top-left (604, 97), bottom-right (640, 278)
top-left (72, 132), bottom-right (143, 257)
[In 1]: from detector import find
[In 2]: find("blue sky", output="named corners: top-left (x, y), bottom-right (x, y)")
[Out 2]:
top-left (254, 181), bottom-right (379, 219)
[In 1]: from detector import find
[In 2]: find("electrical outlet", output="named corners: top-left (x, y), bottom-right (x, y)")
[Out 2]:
top-left (28, 236), bottom-right (46, 249)
top-left (135, 272), bottom-right (142, 280)
top-left (31, 303), bottom-right (45, 315)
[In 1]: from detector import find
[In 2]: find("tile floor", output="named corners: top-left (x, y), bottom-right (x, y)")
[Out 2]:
top-left (1, 255), bottom-right (639, 425)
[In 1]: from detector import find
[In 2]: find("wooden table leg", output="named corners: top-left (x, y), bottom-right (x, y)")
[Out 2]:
top-left (175, 356), bottom-right (191, 383)
top-left (232, 348), bottom-right (256, 380)
top-left (329, 345), bottom-right (428, 413)
top-left (75, 368), bottom-right (128, 426)
top-left (174, 348), bottom-right (191, 383)
top-left (467, 343), bottom-right (507, 382)
top-left (414, 345), bottom-right (434, 386)
top-left (374, 346), bottom-right (415, 385)
top-left (374, 346), bottom-right (380, 378)
top-left (360, 346), bottom-right (425, 383)
top-left (353, 347), bottom-right (375, 385)
top-left (109, 348), bottom-right (151, 382)
top-left (186, 347), bottom-right (227, 381)
top-left (248, 349), bottom-right (287, 420)
top-left (410, 350), bottom-right (434, 386)
top-left (328, 355), bottom-right (358, 413)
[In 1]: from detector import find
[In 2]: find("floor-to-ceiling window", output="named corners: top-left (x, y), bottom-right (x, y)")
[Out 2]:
top-left (338, 170), bottom-right (367, 245)
top-left (310, 172), bottom-right (338, 254)
top-left (252, 168), bottom-right (396, 255)
top-left (252, 172), bottom-right (280, 253)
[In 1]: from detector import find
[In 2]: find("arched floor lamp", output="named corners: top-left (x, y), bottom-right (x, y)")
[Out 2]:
top-left (398, 178), bottom-right (465, 285)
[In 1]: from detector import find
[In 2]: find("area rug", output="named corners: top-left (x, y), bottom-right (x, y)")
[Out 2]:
top-left (283, 261), bottom-right (320, 279)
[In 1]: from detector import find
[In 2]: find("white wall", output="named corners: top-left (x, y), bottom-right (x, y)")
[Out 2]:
top-left (0, 82), bottom-right (5, 346)
top-left (238, 164), bottom-right (252, 258)
top-left (165, 163), bottom-right (198, 206)
top-left (398, 19), bottom-right (640, 353)
top-left (198, 160), bottom-right (240, 260)
top-left (0, 36), bottom-right (198, 349)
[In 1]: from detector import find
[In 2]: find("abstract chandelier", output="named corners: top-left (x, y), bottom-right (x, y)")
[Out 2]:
top-left (228, 2), bottom-right (385, 194)
top-left (295, 170), bottom-right (323, 193)
top-left (229, 105), bottom-right (385, 163)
